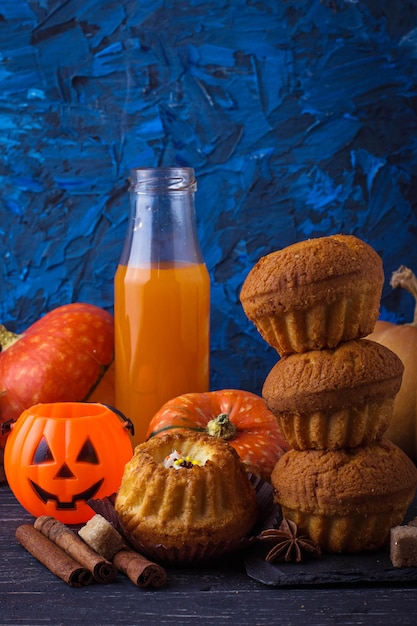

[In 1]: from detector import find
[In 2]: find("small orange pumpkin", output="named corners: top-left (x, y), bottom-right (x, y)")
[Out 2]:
top-left (146, 389), bottom-right (289, 481)
top-left (368, 265), bottom-right (417, 461)
top-left (4, 402), bottom-right (133, 524)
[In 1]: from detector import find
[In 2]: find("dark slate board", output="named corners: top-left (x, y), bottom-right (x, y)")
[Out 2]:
top-left (244, 495), bottom-right (417, 587)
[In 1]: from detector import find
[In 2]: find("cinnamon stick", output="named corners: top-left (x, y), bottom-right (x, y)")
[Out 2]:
top-left (79, 514), bottom-right (167, 588)
top-left (34, 516), bottom-right (116, 584)
top-left (113, 549), bottom-right (168, 588)
top-left (16, 524), bottom-right (93, 587)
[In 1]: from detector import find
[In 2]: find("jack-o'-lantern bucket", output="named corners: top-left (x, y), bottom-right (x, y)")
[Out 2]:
top-left (3, 402), bottom-right (134, 524)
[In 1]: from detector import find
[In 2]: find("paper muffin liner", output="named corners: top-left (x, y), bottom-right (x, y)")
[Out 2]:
top-left (88, 475), bottom-right (279, 566)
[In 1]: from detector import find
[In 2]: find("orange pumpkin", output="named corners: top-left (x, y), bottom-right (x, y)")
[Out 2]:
top-left (367, 265), bottom-right (417, 461)
top-left (4, 402), bottom-right (133, 524)
top-left (0, 303), bottom-right (115, 450)
top-left (146, 389), bottom-right (289, 481)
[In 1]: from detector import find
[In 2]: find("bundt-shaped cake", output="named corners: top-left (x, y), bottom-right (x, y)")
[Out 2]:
top-left (114, 432), bottom-right (259, 550)
top-left (240, 234), bottom-right (384, 355)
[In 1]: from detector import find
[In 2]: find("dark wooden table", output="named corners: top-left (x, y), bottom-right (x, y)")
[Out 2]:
top-left (2, 483), bottom-right (417, 626)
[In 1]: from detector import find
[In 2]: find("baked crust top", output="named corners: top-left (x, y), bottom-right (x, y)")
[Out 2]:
top-left (240, 234), bottom-right (384, 316)
top-left (262, 339), bottom-right (404, 413)
top-left (271, 439), bottom-right (417, 516)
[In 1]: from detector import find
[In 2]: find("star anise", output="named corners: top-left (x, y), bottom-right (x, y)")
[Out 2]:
top-left (259, 518), bottom-right (322, 563)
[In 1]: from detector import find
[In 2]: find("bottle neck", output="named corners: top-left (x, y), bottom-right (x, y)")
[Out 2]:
top-left (119, 168), bottom-right (204, 267)
top-left (129, 167), bottom-right (197, 194)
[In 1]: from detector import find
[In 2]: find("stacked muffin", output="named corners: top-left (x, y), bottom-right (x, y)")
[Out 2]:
top-left (241, 234), bottom-right (417, 553)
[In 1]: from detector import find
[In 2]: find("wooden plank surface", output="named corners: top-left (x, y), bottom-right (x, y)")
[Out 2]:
top-left (2, 483), bottom-right (417, 625)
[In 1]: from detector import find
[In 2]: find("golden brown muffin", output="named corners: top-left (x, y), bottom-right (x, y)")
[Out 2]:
top-left (262, 339), bottom-right (404, 450)
top-left (271, 439), bottom-right (417, 553)
top-left (240, 234), bottom-right (384, 355)
top-left (114, 432), bottom-right (258, 551)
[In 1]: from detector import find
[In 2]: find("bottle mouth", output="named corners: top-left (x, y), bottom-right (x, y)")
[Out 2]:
top-left (129, 167), bottom-right (197, 193)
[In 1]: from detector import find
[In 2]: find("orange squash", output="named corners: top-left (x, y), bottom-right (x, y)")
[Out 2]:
top-left (0, 303), bottom-right (115, 451)
top-left (146, 389), bottom-right (290, 481)
top-left (368, 266), bottom-right (417, 460)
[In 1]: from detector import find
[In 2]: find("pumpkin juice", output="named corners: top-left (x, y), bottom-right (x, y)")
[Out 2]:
top-left (114, 262), bottom-right (210, 447)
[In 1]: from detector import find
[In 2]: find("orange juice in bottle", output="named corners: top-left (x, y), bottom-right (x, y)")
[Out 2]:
top-left (114, 168), bottom-right (210, 447)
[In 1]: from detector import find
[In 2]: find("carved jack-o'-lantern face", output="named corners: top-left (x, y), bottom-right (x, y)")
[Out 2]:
top-left (4, 402), bottom-right (133, 524)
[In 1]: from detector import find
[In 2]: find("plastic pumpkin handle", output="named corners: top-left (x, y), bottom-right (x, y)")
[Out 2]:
top-left (1, 418), bottom-right (15, 436)
top-left (2, 404), bottom-right (135, 436)
top-left (91, 403), bottom-right (135, 436)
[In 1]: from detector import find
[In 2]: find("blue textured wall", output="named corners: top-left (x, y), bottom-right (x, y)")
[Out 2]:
top-left (1, 0), bottom-right (417, 394)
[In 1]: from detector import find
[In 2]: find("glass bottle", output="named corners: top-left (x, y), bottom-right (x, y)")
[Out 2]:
top-left (114, 167), bottom-right (210, 447)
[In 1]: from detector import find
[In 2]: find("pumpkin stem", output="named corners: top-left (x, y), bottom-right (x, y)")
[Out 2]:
top-left (0, 325), bottom-right (21, 351)
top-left (390, 266), bottom-right (417, 326)
top-left (206, 413), bottom-right (237, 441)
